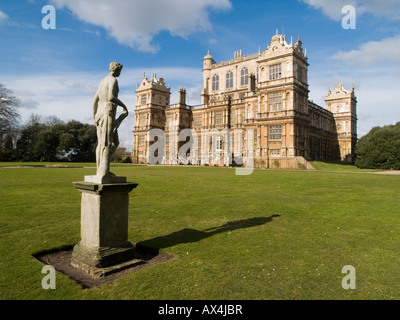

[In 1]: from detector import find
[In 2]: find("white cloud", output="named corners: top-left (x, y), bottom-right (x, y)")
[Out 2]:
top-left (0, 10), bottom-right (8, 20)
top-left (300, 0), bottom-right (354, 20)
top-left (50, 0), bottom-right (232, 53)
top-left (362, 0), bottom-right (400, 20)
top-left (300, 0), bottom-right (400, 21)
top-left (12, 90), bottom-right (39, 110)
top-left (331, 35), bottom-right (400, 67)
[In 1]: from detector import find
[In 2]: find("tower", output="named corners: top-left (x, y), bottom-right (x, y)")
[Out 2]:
top-left (132, 74), bottom-right (170, 164)
top-left (165, 87), bottom-right (193, 164)
top-left (201, 51), bottom-right (215, 106)
top-left (325, 84), bottom-right (357, 162)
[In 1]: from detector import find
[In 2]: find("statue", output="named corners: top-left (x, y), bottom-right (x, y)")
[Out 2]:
top-left (72, 62), bottom-right (139, 272)
top-left (90, 62), bottom-right (128, 183)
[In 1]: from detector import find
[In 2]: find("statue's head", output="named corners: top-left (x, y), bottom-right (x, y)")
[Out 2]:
top-left (109, 62), bottom-right (123, 76)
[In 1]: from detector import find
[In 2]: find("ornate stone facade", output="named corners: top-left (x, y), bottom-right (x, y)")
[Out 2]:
top-left (132, 32), bottom-right (357, 168)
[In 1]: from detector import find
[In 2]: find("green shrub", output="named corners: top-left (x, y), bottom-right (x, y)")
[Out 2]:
top-left (355, 122), bottom-right (400, 170)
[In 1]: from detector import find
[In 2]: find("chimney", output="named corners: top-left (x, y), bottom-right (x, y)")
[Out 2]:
top-left (179, 87), bottom-right (186, 106)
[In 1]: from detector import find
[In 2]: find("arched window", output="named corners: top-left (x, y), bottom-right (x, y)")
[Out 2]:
top-left (226, 71), bottom-right (233, 89)
top-left (212, 74), bottom-right (219, 91)
top-left (241, 67), bottom-right (249, 86)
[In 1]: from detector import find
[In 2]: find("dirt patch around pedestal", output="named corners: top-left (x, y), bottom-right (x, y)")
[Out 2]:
top-left (33, 245), bottom-right (175, 289)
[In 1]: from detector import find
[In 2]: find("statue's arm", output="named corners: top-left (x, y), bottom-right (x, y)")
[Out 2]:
top-left (108, 78), bottom-right (128, 114)
top-left (108, 78), bottom-right (128, 132)
top-left (92, 91), bottom-right (99, 120)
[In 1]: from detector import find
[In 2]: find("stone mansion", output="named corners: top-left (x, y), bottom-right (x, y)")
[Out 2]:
top-left (132, 31), bottom-right (357, 169)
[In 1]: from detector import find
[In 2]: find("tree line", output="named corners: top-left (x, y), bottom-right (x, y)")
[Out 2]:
top-left (0, 112), bottom-right (99, 162)
top-left (0, 84), bottom-right (131, 163)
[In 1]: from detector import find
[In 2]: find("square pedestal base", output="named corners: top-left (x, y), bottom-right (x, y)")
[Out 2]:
top-left (71, 180), bottom-right (138, 272)
top-left (70, 257), bottom-right (144, 278)
top-left (72, 241), bottom-right (136, 269)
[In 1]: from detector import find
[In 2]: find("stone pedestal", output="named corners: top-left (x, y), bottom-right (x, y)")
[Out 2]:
top-left (71, 181), bottom-right (138, 271)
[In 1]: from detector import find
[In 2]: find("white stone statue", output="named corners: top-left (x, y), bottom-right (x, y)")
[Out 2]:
top-left (88, 62), bottom-right (128, 184)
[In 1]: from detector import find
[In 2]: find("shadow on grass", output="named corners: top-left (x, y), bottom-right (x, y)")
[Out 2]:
top-left (136, 214), bottom-right (280, 252)
top-left (30, 215), bottom-right (279, 288)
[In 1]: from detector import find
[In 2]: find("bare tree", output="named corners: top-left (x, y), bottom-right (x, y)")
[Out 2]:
top-left (0, 84), bottom-right (20, 151)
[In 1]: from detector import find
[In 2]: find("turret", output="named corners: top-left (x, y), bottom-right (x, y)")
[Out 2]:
top-left (202, 51), bottom-right (215, 105)
top-left (203, 51), bottom-right (215, 70)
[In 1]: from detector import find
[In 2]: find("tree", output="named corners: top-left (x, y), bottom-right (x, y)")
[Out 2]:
top-left (0, 134), bottom-right (19, 161)
top-left (355, 122), bottom-right (400, 170)
top-left (16, 115), bottom-right (47, 161)
top-left (111, 147), bottom-right (132, 163)
top-left (0, 84), bottom-right (20, 153)
top-left (15, 116), bottom-right (97, 162)
top-left (60, 121), bottom-right (96, 162)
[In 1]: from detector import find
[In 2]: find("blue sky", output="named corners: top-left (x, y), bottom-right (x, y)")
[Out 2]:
top-left (1, 0), bottom-right (400, 151)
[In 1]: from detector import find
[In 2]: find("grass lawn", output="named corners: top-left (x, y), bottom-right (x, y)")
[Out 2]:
top-left (309, 161), bottom-right (379, 172)
top-left (0, 162), bottom-right (399, 300)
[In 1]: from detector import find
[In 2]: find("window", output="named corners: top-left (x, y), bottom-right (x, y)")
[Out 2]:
top-left (269, 92), bottom-right (282, 111)
top-left (226, 71), bottom-right (233, 89)
top-left (271, 150), bottom-right (280, 156)
top-left (269, 63), bottom-right (282, 80)
top-left (166, 114), bottom-right (174, 128)
top-left (212, 74), bottom-right (219, 91)
top-left (139, 113), bottom-right (147, 126)
top-left (216, 136), bottom-right (223, 151)
top-left (194, 137), bottom-right (201, 148)
top-left (231, 110), bottom-right (235, 125)
top-left (193, 114), bottom-right (202, 127)
top-left (254, 129), bottom-right (258, 145)
top-left (297, 67), bottom-right (303, 81)
top-left (242, 108), bottom-right (245, 123)
top-left (140, 94), bottom-right (147, 105)
top-left (298, 126), bottom-right (304, 143)
top-left (215, 111), bottom-right (223, 125)
top-left (139, 135), bottom-right (145, 146)
top-left (269, 125), bottom-right (282, 140)
top-left (241, 67), bottom-right (249, 86)
top-left (234, 132), bottom-right (242, 151)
